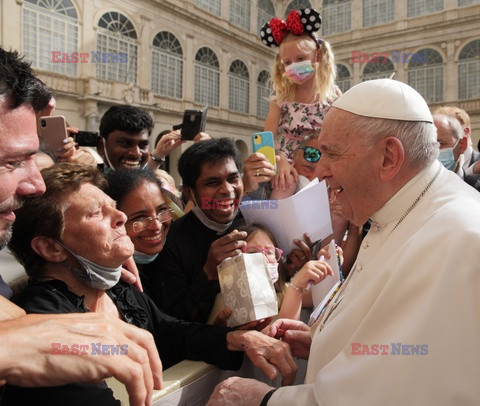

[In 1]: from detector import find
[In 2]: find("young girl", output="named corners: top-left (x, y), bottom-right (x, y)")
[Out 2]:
top-left (260, 8), bottom-right (340, 190)
top-left (240, 224), bottom-right (333, 321)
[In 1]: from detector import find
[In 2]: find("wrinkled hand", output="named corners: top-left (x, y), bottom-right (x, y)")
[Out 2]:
top-left (226, 330), bottom-right (297, 386)
top-left (242, 153), bottom-right (276, 195)
top-left (121, 256), bottom-right (143, 292)
top-left (267, 318), bottom-right (311, 360)
top-left (0, 312), bottom-right (163, 406)
top-left (203, 230), bottom-right (247, 280)
top-left (284, 233), bottom-right (313, 277)
top-left (207, 377), bottom-right (274, 406)
top-left (272, 154), bottom-right (298, 191)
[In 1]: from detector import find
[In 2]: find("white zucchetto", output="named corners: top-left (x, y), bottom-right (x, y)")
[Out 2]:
top-left (333, 79), bottom-right (433, 123)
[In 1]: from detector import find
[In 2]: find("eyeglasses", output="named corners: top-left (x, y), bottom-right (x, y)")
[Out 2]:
top-left (299, 146), bottom-right (321, 163)
top-left (127, 209), bottom-right (172, 233)
top-left (241, 246), bottom-right (283, 263)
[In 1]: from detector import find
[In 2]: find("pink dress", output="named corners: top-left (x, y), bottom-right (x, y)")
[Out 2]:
top-left (277, 99), bottom-right (333, 160)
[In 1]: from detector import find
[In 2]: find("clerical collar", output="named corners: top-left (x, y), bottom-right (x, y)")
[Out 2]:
top-left (370, 161), bottom-right (442, 227)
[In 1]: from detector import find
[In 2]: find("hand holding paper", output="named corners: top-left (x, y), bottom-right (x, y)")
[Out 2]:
top-left (240, 179), bottom-right (332, 253)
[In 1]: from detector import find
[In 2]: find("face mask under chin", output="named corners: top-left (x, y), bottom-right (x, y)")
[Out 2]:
top-left (58, 242), bottom-right (123, 290)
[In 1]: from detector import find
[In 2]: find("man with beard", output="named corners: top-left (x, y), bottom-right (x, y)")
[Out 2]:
top-left (0, 47), bottom-right (162, 406)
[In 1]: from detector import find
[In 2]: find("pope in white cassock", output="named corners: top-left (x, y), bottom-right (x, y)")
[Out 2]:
top-left (207, 79), bottom-right (480, 406)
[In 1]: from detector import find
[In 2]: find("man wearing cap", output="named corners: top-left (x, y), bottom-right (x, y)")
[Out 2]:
top-left (208, 79), bottom-right (480, 405)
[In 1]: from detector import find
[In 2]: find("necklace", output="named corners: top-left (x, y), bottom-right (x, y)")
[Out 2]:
top-left (316, 165), bottom-right (441, 332)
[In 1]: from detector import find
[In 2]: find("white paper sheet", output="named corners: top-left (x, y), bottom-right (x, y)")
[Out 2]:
top-left (240, 179), bottom-right (333, 253)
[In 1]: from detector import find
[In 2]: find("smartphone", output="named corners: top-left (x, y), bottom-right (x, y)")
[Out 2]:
top-left (252, 131), bottom-right (276, 169)
top-left (38, 115), bottom-right (68, 154)
top-left (174, 106), bottom-right (208, 140)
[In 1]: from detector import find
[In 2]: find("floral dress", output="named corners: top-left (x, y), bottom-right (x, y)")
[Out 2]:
top-left (277, 99), bottom-right (333, 160)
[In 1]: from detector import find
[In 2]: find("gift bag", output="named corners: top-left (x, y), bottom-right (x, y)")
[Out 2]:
top-left (217, 252), bottom-right (278, 327)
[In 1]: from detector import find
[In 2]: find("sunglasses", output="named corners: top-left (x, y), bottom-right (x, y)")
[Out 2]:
top-left (299, 146), bottom-right (321, 163)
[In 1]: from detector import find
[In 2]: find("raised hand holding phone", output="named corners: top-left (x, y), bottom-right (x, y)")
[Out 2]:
top-left (38, 115), bottom-right (68, 155)
top-left (252, 131), bottom-right (276, 171)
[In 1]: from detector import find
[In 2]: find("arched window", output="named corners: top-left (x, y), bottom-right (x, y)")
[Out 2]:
top-left (336, 64), bottom-right (351, 93)
top-left (363, 0), bottom-right (394, 27)
top-left (458, 40), bottom-right (480, 100)
top-left (96, 12), bottom-right (137, 84)
top-left (194, 47), bottom-right (220, 107)
top-left (23, 0), bottom-right (78, 76)
top-left (195, 0), bottom-right (221, 16)
top-left (230, 0), bottom-right (250, 31)
top-left (229, 60), bottom-right (250, 113)
top-left (258, 0), bottom-right (275, 35)
top-left (362, 57), bottom-right (395, 81)
top-left (152, 32), bottom-right (183, 99)
top-left (408, 48), bottom-right (443, 103)
top-left (407, 0), bottom-right (443, 17)
top-left (257, 70), bottom-right (272, 118)
top-left (323, 0), bottom-right (352, 35)
top-left (285, 0), bottom-right (312, 17)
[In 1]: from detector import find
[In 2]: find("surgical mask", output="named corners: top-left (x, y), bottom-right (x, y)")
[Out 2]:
top-left (60, 243), bottom-right (122, 290)
top-left (133, 249), bottom-right (158, 264)
top-left (191, 195), bottom-right (233, 235)
top-left (102, 143), bottom-right (116, 170)
top-left (438, 147), bottom-right (456, 171)
top-left (283, 60), bottom-right (315, 84)
top-left (266, 262), bottom-right (279, 283)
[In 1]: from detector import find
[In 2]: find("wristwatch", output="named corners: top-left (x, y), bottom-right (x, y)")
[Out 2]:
top-left (151, 154), bottom-right (165, 163)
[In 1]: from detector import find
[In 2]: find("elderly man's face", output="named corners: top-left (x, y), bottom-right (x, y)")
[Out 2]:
top-left (61, 183), bottom-right (134, 267)
top-left (189, 157), bottom-right (243, 224)
top-left (99, 129), bottom-right (150, 170)
top-left (434, 117), bottom-right (463, 161)
top-left (0, 102), bottom-right (45, 249)
top-left (317, 108), bottom-right (383, 226)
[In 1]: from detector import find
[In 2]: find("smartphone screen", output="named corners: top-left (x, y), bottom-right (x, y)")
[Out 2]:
top-left (38, 116), bottom-right (68, 154)
top-left (252, 131), bottom-right (276, 169)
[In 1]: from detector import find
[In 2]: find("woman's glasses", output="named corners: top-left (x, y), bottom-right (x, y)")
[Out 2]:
top-left (241, 246), bottom-right (283, 263)
top-left (127, 209), bottom-right (172, 233)
top-left (299, 146), bottom-right (321, 163)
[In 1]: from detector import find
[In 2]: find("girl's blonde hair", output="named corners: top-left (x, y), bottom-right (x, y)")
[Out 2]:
top-left (272, 33), bottom-right (336, 103)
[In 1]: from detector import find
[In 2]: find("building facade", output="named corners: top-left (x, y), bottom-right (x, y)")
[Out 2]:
top-left (1, 0), bottom-right (479, 180)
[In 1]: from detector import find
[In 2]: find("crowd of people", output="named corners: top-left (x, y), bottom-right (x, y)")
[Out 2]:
top-left (1, 7), bottom-right (480, 406)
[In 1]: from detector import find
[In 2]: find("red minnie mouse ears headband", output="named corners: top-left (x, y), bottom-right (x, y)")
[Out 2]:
top-left (260, 8), bottom-right (322, 48)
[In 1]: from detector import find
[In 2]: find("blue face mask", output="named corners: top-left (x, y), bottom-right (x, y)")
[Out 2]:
top-left (438, 147), bottom-right (456, 171)
top-left (133, 250), bottom-right (158, 264)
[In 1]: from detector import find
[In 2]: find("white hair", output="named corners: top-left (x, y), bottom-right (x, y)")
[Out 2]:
top-left (353, 115), bottom-right (439, 169)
